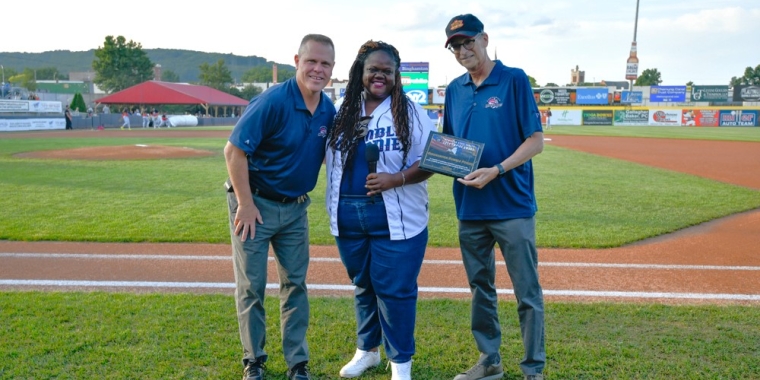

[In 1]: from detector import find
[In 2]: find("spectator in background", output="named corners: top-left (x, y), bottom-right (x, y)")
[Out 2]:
top-left (102, 104), bottom-right (110, 114)
top-left (65, 105), bottom-right (73, 130)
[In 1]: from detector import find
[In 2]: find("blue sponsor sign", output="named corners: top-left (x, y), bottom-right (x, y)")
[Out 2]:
top-left (400, 62), bottom-right (429, 72)
top-left (576, 88), bottom-right (609, 105)
top-left (339, 88), bottom-right (345, 98)
top-left (405, 89), bottom-right (428, 104)
top-left (621, 91), bottom-right (643, 103)
top-left (718, 110), bottom-right (758, 127)
top-left (650, 86), bottom-right (686, 102)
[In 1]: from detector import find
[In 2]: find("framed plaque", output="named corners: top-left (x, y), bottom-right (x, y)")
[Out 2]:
top-left (419, 132), bottom-right (484, 178)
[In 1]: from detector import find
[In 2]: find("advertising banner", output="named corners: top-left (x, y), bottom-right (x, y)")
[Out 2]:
top-left (0, 100), bottom-right (29, 113)
top-left (0, 100), bottom-right (63, 113)
top-left (650, 86), bottom-right (687, 102)
top-left (400, 62), bottom-right (429, 72)
top-left (718, 110), bottom-right (758, 126)
top-left (551, 109), bottom-right (582, 126)
top-left (648, 109), bottom-right (682, 125)
top-left (401, 71), bottom-right (429, 105)
top-left (732, 85), bottom-right (760, 102)
top-left (681, 109), bottom-right (719, 127)
top-left (614, 110), bottom-right (649, 126)
top-left (576, 88), bottom-right (609, 105)
top-left (621, 91), bottom-right (643, 104)
top-left (582, 110), bottom-right (613, 125)
top-left (690, 86), bottom-right (730, 102)
top-left (0, 118), bottom-right (66, 131)
top-left (535, 88), bottom-right (575, 105)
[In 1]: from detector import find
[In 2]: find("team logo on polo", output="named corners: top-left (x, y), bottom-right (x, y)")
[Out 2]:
top-left (318, 126), bottom-right (327, 138)
top-left (485, 97), bottom-right (503, 109)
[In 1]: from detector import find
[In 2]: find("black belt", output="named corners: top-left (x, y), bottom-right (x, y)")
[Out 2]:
top-left (252, 187), bottom-right (307, 203)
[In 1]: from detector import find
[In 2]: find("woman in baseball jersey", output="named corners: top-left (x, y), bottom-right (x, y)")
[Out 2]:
top-left (325, 40), bottom-right (436, 380)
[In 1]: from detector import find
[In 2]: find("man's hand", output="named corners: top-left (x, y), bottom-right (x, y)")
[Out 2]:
top-left (457, 166), bottom-right (499, 189)
top-left (233, 202), bottom-right (263, 242)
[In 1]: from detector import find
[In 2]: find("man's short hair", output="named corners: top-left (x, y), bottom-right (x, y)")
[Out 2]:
top-left (298, 34), bottom-right (334, 56)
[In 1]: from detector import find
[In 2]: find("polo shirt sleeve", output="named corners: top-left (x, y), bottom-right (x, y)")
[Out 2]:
top-left (228, 95), bottom-right (278, 155)
top-left (512, 69), bottom-right (544, 140)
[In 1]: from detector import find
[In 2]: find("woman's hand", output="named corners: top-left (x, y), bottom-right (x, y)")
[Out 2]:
top-left (365, 172), bottom-right (402, 196)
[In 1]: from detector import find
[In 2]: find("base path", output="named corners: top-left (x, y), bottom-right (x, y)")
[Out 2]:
top-left (2, 131), bottom-right (759, 304)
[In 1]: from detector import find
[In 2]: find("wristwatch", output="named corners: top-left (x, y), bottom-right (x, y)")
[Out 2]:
top-left (495, 163), bottom-right (506, 177)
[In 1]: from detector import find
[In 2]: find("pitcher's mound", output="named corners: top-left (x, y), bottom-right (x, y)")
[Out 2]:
top-left (14, 144), bottom-right (214, 160)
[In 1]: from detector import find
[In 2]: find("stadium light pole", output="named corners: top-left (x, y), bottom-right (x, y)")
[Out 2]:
top-left (626, 0), bottom-right (641, 90)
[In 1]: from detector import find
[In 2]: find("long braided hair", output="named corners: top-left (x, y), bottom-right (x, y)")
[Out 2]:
top-left (328, 40), bottom-right (418, 170)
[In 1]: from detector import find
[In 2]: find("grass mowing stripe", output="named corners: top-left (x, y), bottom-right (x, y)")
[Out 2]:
top-left (1, 292), bottom-right (758, 379)
top-left (2, 137), bottom-right (759, 247)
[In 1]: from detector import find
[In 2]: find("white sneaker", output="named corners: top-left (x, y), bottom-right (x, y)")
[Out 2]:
top-left (339, 349), bottom-right (381, 378)
top-left (391, 360), bottom-right (412, 380)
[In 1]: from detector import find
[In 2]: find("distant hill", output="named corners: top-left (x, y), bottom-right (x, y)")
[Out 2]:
top-left (0, 49), bottom-right (295, 83)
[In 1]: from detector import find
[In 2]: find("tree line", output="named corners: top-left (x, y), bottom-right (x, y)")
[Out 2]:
top-left (1, 36), bottom-right (297, 99)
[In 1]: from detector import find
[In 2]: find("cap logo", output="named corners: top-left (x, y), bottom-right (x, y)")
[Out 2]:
top-left (449, 19), bottom-right (464, 31)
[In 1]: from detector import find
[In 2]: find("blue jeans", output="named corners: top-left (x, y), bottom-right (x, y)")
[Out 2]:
top-left (227, 192), bottom-right (311, 369)
top-left (335, 195), bottom-right (428, 363)
top-left (459, 217), bottom-right (545, 375)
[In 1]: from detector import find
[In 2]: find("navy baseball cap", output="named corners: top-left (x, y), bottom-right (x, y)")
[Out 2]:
top-left (444, 14), bottom-right (484, 47)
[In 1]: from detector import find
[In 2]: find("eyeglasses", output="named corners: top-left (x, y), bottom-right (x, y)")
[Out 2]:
top-left (447, 34), bottom-right (480, 53)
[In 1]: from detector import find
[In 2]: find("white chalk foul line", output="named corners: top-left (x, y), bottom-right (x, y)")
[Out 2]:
top-left (0, 279), bottom-right (759, 301)
top-left (2, 253), bottom-right (759, 271)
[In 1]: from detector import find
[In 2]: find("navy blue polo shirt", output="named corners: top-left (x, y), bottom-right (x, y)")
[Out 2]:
top-left (229, 78), bottom-right (335, 198)
top-left (443, 61), bottom-right (543, 221)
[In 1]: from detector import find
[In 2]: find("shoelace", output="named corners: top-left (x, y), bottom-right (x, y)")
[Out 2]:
top-left (291, 363), bottom-right (309, 375)
top-left (245, 361), bottom-right (266, 375)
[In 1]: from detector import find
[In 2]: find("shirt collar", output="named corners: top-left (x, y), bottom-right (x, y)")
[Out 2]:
top-left (289, 78), bottom-right (325, 115)
top-left (462, 60), bottom-right (505, 87)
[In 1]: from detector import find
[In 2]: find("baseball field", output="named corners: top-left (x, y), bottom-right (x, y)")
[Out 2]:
top-left (1, 125), bottom-right (759, 379)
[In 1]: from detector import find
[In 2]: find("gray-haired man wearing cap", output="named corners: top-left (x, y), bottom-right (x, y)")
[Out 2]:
top-left (441, 13), bottom-right (546, 380)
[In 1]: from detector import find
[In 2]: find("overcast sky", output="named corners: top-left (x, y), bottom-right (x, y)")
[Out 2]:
top-left (4, 0), bottom-right (759, 87)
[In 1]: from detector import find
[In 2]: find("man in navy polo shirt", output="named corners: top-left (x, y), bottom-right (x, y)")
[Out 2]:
top-left (442, 14), bottom-right (546, 380)
top-left (224, 34), bottom-right (336, 380)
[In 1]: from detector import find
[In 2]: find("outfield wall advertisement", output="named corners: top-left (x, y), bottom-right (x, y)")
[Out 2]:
top-left (582, 110), bottom-right (613, 125)
top-left (682, 109), bottom-right (719, 126)
top-left (650, 86), bottom-right (687, 102)
top-left (690, 86), bottom-right (730, 102)
top-left (551, 109), bottom-right (582, 125)
top-left (535, 88), bottom-right (575, 105)
top-left (539, 107), bottom-right (758, 127)
top-left (576, 88), bottom-right (609, 105)
top-left (649, 109), bottom-right (682, 125)
top-left (0, 100), bottom-right (63, 113)
top-left (732, 85), bottom-right (760, 102)
top-left (614, 110), bottom-right (649, 126)
top-left (718, 110), bottom-right (758, 126)
top-left (0, 118), bottom-right (66, 131)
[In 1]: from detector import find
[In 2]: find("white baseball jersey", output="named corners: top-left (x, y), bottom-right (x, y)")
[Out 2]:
top-left (326, 96), bottom-right (436, 240)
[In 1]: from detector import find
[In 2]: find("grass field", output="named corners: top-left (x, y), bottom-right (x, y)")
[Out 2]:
top-left (2, 128), bottom-right (759, 247)
top-left (1, 126), bottom-right (759, 379)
